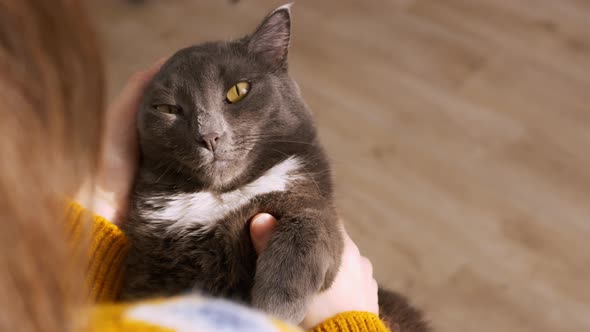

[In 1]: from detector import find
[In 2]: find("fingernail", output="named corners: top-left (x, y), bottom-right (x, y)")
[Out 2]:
top-left (252, 213), bottom-right (272, 225)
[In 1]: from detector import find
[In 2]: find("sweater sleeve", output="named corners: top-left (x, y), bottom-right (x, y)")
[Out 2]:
top-left (67, 203), bottom-right (391, 332)
top-left (67, 202), bottom-right (130, 303)
top-left (310, 312), bottom-right (391, 332)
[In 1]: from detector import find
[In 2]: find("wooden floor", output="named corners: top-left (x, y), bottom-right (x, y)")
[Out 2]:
top-left (88, 1), bottom-right (590, 331)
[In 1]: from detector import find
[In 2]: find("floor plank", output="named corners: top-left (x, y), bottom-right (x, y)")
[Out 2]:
top-left (88, 1), bottom-right (590, 331)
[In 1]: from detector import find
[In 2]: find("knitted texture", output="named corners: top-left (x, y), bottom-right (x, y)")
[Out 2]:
top-left (311, 312), bottom-right (390, 332)
top-left (86, 214), bottom-right (129, 302)
top-left (68, 202), bottom-right (391, 332)
top-left (84, 303), bottom-right (175, 332)
top-left (68, 202), bottom-right (130, 303)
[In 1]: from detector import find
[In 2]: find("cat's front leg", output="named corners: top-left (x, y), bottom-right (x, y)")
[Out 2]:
top-left (250, 207), bottom-right (343, 323)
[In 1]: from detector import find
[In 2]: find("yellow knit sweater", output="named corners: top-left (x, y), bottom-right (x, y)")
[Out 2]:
top-left (70, 203), bottom-right (390, 332)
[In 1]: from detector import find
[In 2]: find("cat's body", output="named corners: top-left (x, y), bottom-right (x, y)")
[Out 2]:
top-left (122, 5), bottom-right (429, 331)
top-left (125, 150), bottom-right (339, 317)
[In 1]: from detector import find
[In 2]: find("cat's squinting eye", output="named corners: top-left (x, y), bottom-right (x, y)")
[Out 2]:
top-left (154, 104), bottom-right (181, 115)
top-left (225, 81), bottom-right (250, 104)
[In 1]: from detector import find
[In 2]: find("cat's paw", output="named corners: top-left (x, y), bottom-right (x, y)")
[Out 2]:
top-left (251, 281), bottom-right (309, 324)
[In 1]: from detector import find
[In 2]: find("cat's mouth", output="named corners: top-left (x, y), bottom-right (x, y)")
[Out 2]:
top-left (209, 151), bottom-right (233, 163)
top-left (212, 157), bottom-right (231, 166)
top-left (201, 151), bottom-right (235, 170)
top-left (189, 145), bottom-right (252, 187)
top-left (194, 152), bottom-right (249, 190)
top-left (203, 146), bottom-right (250, 166)
top-left (212, 155), bottom-right (230, 162)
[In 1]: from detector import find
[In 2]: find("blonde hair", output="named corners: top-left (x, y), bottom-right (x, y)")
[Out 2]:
top-left (0, 0), bottom-right (104, 331)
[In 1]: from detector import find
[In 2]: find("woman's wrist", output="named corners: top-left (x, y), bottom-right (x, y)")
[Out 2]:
top-left (74, 179), bottom-right (126, 224)
top-left (90, 187), bottom-right (125, 223)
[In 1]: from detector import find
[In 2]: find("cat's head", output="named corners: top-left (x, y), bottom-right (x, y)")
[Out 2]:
top-left (138, 4), bottom-right (316, 190)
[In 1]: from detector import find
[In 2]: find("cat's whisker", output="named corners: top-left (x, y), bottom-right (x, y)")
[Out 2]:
top-left (264, 140), bottom-right (315, 146)
top-left (237, 137), bottom-right (315, 147)
top-left (270, 148), bottom-right (324, 199)
top-left (155, 162), bottom-right (176, 183)
top-left (236, 134), bottom-right (286, 140)
top-left (238, 136), bottom-right (316, 146)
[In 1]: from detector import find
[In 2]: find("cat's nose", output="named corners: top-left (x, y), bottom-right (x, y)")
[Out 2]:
top-left (200, 132), bottom-right (222, 152)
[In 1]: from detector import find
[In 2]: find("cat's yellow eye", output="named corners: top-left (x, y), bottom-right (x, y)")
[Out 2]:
top-left (225, 81), bottom-right (250, 104)
top-left (155, 104), bottom-right (180, 115)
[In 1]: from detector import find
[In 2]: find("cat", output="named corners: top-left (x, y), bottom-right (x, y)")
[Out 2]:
top-left (121, 4), bottom-right (430, 331)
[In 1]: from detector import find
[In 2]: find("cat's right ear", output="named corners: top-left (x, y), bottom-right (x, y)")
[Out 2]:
top-left (247, 4), bottom-right (292, 70)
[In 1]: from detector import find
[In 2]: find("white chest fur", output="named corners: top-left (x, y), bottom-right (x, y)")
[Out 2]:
top-left (144, 156), bottom-right (303, 232)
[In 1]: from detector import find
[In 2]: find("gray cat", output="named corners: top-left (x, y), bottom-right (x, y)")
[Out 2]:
top-left (122, 4), bottom-right (429, 331)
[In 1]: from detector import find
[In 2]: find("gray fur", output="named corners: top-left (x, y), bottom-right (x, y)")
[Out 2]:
top-left (122, 4), bottom-right (430, 331)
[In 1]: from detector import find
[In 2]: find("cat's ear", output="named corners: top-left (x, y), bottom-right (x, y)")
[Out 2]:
top-left (248, 3), bottom-right (292, 70)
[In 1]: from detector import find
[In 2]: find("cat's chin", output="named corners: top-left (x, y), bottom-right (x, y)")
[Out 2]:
top-left (196, 158), bottom-right (245, 191)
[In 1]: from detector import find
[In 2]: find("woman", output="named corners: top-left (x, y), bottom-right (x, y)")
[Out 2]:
top-left (0, 1), bottom-right (389, 331)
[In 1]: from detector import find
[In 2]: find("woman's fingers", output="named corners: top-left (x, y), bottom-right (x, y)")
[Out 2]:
top-left (250, 213), bottom-right (277, 255)
top-left (92, 58), bottom-right (166, 224)
top-left (300, 229), bottom-right (380, 329)
top-left (107, 58), bottom-right (165, 124)
top-left (103, 58), bottom-right (166, 161)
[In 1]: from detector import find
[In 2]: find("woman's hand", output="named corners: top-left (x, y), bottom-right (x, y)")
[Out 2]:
top-left (300, 230), bottom-right (379, 329)
top-left (249, 214), bottom-right (379, 329)
top-left (85, 59), bottom-right (165, 224)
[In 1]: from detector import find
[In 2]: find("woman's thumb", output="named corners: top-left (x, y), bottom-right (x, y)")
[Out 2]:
top-left (250, 213), bottom-right (277, 255)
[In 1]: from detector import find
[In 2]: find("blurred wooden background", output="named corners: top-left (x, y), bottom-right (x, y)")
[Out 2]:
top-left (87, 1), bottom-right (590, 331)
